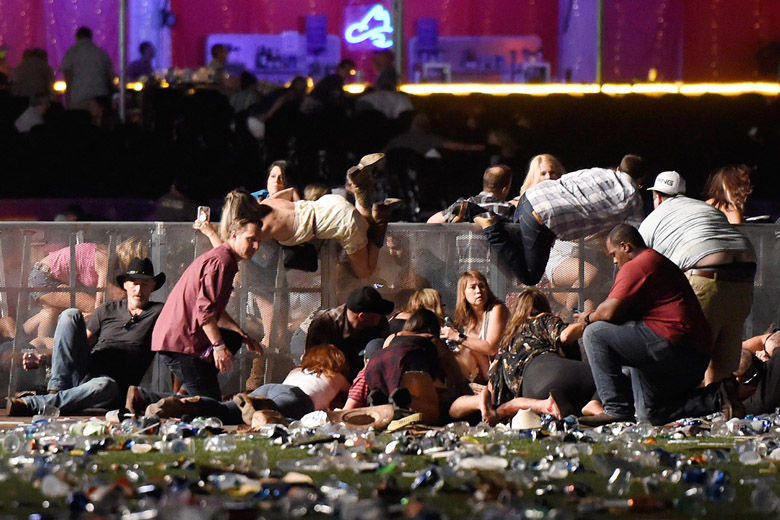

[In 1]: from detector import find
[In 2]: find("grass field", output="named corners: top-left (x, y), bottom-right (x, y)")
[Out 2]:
top-left (0, 417), bottom-right (778, 519)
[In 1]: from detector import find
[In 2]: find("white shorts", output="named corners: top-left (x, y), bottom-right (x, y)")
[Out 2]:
top-left (279, 194), bottom-right (368, 255)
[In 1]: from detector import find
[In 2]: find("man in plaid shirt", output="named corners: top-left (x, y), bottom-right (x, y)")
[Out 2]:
top-left (478, 154), bottom-right (646, 285)
top-left (427, 165), bottom-right (515, 223)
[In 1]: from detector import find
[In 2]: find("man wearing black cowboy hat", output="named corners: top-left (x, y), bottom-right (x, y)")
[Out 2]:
top-left (6, 257), bottom-right (165, 416)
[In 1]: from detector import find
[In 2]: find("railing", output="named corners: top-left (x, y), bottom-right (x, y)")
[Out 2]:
top-left (0, 222), bottom-right (777, 401)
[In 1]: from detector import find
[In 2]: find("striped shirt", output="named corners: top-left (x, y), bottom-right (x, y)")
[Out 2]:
top-left (347, 367), bottom-right (369, 407)
top-left (525, 167), bottom-right (643, 241)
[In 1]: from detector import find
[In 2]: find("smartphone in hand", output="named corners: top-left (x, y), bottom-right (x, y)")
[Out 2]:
top-left (197, 206), bottom-right (211, 222)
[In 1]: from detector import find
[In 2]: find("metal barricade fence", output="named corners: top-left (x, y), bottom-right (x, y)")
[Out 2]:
top-left (0, 221), bottom-right (777, 402)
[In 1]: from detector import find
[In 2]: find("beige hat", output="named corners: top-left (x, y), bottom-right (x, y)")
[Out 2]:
top-left (327, 404), bottom-right (395, 430)
top-left (510, 408), bottom-right (542, 430)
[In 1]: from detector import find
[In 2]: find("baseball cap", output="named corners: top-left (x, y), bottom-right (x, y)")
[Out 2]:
top-left (346, 286), bottom-right (394, 315)
top-left (648, 171), bottom-right (686, 196)
top-left (358, 337), bottom-right (385, 359)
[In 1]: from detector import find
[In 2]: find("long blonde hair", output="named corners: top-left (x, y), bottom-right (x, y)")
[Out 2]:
top-left (500, 288), bottom-right (552, 349)
top-left (403, 288), bottom-right (444, 322)
top-left (454, 270), bottom-right (498, 331)
top-left (218, 189), bottom-right (266, 240)
top-left (115, 237), bottom-right (149, 272)
top-left (519, 154), bottom-right (565, 196)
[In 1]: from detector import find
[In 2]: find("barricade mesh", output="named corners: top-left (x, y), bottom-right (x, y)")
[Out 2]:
top-left (0, 221), bottom-right (776, 401)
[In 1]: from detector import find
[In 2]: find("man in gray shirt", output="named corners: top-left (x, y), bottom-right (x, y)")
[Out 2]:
top-left (639, 170), bottom-right (756, 386)
top-left (60, 26), bottom-right (114, 109)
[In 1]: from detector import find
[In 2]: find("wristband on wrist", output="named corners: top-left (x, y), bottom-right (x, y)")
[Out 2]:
top-left (212, 339), bottom-right (226, 351)
top-left (584, 313), bottom-right (592, 325)
top-left (458, 332), bottom-right (467, 344)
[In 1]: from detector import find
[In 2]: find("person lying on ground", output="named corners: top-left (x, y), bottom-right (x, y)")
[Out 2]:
top-left (142, 343), bottom-right (350, 426)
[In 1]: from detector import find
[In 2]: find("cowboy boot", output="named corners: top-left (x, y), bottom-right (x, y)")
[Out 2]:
top-left (250, 409), bottom-right (289, 428)
top-left (347, 153), bottom-right (385, 211)
top-left (367, 198), bottom-right (400, 248)
top-left (450, 200), bottom-right (470, 223)
top-left (233, 392), bottom-right (280, 425)
top-left (145, 395), bottom-right (226, 419)
top-left (245, 357), bottom-right (265, 393)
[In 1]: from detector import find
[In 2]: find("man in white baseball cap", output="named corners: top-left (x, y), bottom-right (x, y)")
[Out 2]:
top-left (647, 170), bottom-right (686, 196)
top-left (639, 170), bottom-right (756, 387)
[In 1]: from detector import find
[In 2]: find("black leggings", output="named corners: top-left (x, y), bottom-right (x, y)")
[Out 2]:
top-left (521, 353), bottom-right (599, 413)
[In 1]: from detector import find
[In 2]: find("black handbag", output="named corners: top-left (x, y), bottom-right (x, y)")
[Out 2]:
top-left (281, 243), bottom-right (319, 272)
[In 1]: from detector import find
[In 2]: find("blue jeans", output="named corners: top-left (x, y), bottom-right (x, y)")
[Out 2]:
top-left (583, 320), bottom-right (719, 425)
top-left (24, 309), bottom-right (120, 414)
top-left (175, 384), bottom-right (314, 425)
top-left (481, 195), bottom-right (555, 285)
top-left (251, 383), bottom-right (314, 419)
top-left (157, 351), bottom-right (223, 401)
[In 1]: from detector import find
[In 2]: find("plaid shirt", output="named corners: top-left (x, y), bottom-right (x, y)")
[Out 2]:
top-left (305, 304), bottom-right (389, 381)
top-left (524, 168), bottom-right (643, 241)
top-left (441, 191), bottom-right (515, 222)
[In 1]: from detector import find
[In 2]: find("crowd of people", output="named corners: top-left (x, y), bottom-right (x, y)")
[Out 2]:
top-left (5, 142), bottom-right (776, 432)
top-left (4, 27), bottom-right (777, 217)
top-left (1, 26), bottom-right (776, 429)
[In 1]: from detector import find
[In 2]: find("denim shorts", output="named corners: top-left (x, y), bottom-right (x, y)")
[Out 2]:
top-left (28, 263), bottom-right (61, 301)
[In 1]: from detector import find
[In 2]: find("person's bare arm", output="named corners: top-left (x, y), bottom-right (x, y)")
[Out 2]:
top-left (193, 220), bottom-right (223, 248)
top-left (443, 304), bottom-right (508, 357)
top-left (578, 297), bottom-right (625, 325)
top-left (426, 211), bottom-right (447, 224)
top-left (268, 187), bottom-right (301, 201)
top-left (201, 317), bottom-right (233, 374)
top-left (94, 248), bottom-right (109, 307)
top-left (742, 333), bottom-right (770, 354)
top-left (559, 321), bottom-right (586, 345)
top-left (342, 398), bottom-right (362, 410)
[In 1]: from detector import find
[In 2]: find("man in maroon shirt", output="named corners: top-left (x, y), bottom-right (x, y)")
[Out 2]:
top-left (130, 218), bottom-right (264, 410)
top-left (578, 224), bottom-right (741, 426)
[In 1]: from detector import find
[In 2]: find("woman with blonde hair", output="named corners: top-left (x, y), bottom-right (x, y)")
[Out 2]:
top-left (440, 270), bottom-right (508, 383)
top-left (24, 237), bottom-right (148, 338)
top-left (518, 153), bottom-right (565, 197)
top-left (519, 153), bottom-right (603, 317)
top-left (704, 164), bottom-right (753, 224)
top-left (194, 188), bottom-right (264, 247)
top-left (388, 287), bottom-right (445, 333)
top-left (449, 288), bottom-right (601, 424)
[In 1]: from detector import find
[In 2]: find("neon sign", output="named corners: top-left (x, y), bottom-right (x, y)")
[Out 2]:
top-left (344, 4), bottom-right (393, 49)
